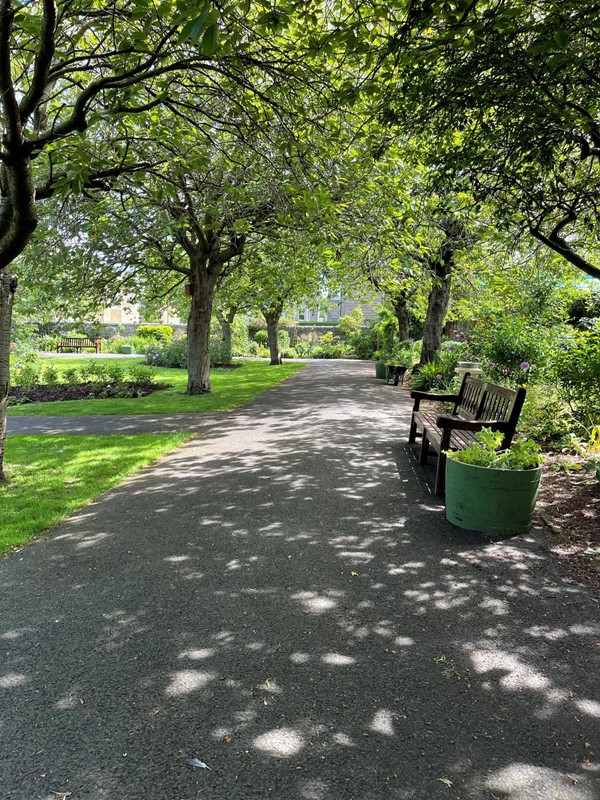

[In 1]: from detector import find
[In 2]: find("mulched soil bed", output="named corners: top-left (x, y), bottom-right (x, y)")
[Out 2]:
top-left (9, 382), bottom-right (170, 403)
top-left (535, 455), bottom-right (600, 594)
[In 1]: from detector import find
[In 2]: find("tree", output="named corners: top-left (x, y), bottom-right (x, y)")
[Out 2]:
top-left (0, 0), bottom-right (348, 476)
top-left (381, 0), bottom-right (600, 281)
top-left (0, 0), bottom-right (210, 479)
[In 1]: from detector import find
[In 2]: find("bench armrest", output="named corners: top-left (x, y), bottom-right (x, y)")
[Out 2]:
top-left (411, 391), bottom-right (458, 401)
top-left (411, 390), bottom-right (458, 412)
top-left (436, 416), bottom-right (509, 431)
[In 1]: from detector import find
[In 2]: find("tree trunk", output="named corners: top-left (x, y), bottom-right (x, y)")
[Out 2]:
top-left (393, 293), bottom-right (410, 342)
top-left (420, 258), bottom-right (452, 365)
top-left (0, 269), bottom-right (17, 482)
top-left (264, 305), bottom-right (284, 365)
top-left (186, 266), bottom-right (219, 394)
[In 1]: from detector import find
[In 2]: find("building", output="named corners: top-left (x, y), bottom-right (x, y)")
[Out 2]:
top-left (293, 292), bottom-right (382, 323)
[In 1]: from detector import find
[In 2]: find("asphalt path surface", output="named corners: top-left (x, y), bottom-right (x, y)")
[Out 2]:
top-left (1, 360), bottom-right (599, 800)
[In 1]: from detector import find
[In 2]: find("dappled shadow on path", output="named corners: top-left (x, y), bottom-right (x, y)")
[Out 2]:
top-left (0, 362), bottom-right (598, 800)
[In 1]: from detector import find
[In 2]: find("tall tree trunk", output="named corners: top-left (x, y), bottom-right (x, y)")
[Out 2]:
top-left (419, 217), bottom-right (464, 366)
top-left (264, 303), bottom-right (284, 365)
top-left (0, 269), bottom-right (17, 482)
top-left (186, 265), bottom-right (219, 394)
top-left (220, 306), bottom-right (237, 365)
top-left (393, 293), bottom-right (410, 342)
top-left (420, 258), bottom-right (453, 365)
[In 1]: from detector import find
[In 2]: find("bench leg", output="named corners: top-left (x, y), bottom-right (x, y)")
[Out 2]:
top-left (409, 417), bottom-right (418, 443)
top-left (434, 451), bottom-right (446, 495)
top-left (419, 434), bottom-right (430, 464)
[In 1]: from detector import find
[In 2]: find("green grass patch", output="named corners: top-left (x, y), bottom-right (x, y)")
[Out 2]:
top-left (9, 357), bottom-right (305, 416)
top-left (0, 433), bottom-right (187, 555)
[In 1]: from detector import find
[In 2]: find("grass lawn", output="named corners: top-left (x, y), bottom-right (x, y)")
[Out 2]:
top-left (0, 433), bottom-right (187, 555)
top-left (8, 357), bottom-right (305, 416)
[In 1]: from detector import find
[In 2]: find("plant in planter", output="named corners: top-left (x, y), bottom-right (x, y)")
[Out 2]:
top-left (445, 429), bottom-right (544, 535)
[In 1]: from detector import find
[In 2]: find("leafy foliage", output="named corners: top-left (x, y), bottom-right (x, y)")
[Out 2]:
top-left (447, 430), bottom-right (544, 470)
top-left (410, 347), bottom-right (461, 391)
top-left (135, 325), bottom-right (174, 343)
top-left (476, 320), bottom-right (551, 382)
top-left (555, 324), bottom-right (600, 430)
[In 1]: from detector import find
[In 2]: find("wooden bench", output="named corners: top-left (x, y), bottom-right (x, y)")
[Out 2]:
top-left (408, 374), bottom-right (526, 495)
top-left (386, 364), bottom-right (408, 386)
top-left (56, 337), bottom-right (102, 353)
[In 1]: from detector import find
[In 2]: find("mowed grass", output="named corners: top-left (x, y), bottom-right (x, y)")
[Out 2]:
top-left (0, 433), bottom-right (187, 555)
top-left (8, 357), bottom-right (306, 416)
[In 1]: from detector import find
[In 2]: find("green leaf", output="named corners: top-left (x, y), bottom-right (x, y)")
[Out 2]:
top-left (200, 21), bottom-right (220, 55)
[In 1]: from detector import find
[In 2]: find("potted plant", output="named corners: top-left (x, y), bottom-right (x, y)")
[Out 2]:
top-left (445, 429), bottom-right (544, 535)
top-left (373, 350), bottom-right (388, 379)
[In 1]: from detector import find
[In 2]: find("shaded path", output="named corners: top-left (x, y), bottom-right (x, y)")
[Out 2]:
top-left (0, 361), bottom-right (598, 800)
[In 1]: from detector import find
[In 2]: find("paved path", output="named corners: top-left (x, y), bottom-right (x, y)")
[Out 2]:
top-left (1, 361), bottom-right (599, 800)
top-left (7, 410), bottom-right (228, 435)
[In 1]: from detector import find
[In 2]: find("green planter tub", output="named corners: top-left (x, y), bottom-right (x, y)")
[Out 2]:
top-left (445, 459), bottom-right (542, 536)
top-left (375, 360), bottom-right (387, 379)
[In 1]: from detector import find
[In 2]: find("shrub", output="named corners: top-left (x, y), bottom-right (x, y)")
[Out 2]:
top-left (13, 364), bottom-right (40, 390)
top-left (246, 340), bottom-right (260, 356)
top-left (41, 364), bottom-right (60, 386)
top-left (106, 335), bottom-right (134, 354)
top-left (127, 365), bottom-right (155, 384)
top-left (247, 318), bottom-right (267, 339)
top-left (519, 383), bottom-right (573, 445)
top-left (475, 320), bottom-right (551, 382)
top-left (84, 362), bottom-right (111, 384)
top-left (254, 330), bottom-right (269, 345)
top-left (294, 340), bottom-right (312, 358)
top-left (136, 325), bottom-right (173, 343)
top-left (106, 365), bottom-right (127, 385)
top-left (231, 318), bottom-right (250, 357)
top-left (210, 340), bottom-right (232, 366)
top-left (555, 324), bottom-right (600, 430)
top-left (277, 329), bottom-right (291, 350)
top-left (384, 339), bottom-right (421, 367)
top-left (338, 307), bottom-right (365, 338)
top-left (62, 368), bottom-right (79, 386)
top-left (350, 325), bottom-right (378, 359)
top-left (411, 361), bottom-right (451, 392)
top-left (145, 338), bottom-right (187, 368)
top-left (410, 349), bottom-right (460, 392)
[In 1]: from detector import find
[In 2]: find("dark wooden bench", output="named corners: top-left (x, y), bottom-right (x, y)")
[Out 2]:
top-left (408, 374), bottom-right (526, 495)
top-left (386, 364), bottom-right (408, 386)
top-left (56, 337), bottom-right (102, 353)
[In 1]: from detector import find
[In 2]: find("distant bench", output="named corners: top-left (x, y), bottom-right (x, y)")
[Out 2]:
top-left (56, 337), bottom-right (102, 354)
top-left (408, 374), bottom-right (526, 495)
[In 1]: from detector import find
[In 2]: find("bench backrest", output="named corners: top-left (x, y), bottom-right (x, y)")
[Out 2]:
top-left (60, 337), bottom-right (98, 345)
top-left (453, 374), bottom-right (526, 444)
top-left (453, 375), bottom-right (487, 420)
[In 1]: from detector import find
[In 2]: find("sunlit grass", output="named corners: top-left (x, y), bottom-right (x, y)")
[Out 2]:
top-left (0, 434), bottom-right (187, 555)
top-left (8, 357), bottom-right (305, 416)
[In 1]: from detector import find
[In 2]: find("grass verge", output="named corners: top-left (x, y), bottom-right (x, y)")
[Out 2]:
top-left (8, 358), bottom-right (305, 416)
top-left (0, 433), bottom-right (187, 555)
